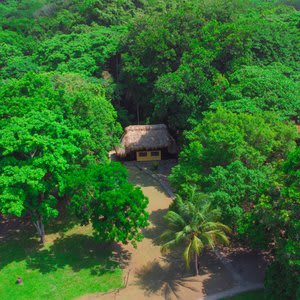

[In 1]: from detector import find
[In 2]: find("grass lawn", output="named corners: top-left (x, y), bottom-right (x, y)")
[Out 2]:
top-left (221, 289), bottom-right (266, 300)
top-left (0, 217), bottom-right (123, 300)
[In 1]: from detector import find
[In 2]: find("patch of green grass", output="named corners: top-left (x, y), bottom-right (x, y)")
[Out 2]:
top-left (221, 289), bottom-right (266, 300)
top-left (0, 221), bottom-right (123, 300)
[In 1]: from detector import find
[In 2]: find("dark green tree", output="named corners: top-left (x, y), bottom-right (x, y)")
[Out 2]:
top-left (240, 148), bottom-right (300, 299)
top-left (35, 26), bottom-right (127, 77)
top-left (170, 109), bottom-right (297, 227)
top-left (67, 162), bottom-right (149, 246)
top-left (216, 64), bottom-right (300, 119)
top-left (0, 72), bottom-right (122, 242)
top-left (0, 110), bottom-right (84, 243)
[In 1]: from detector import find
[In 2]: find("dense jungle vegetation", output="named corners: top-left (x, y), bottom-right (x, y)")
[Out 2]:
top-left (0, 0), bottom-right (299, 299)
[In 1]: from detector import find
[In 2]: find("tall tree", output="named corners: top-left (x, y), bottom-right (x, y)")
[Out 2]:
top-left (239, 148), bottom-right (300, 299)
top-left (216, 64), bottom-right (300, 119)
top-left (170, 108), bottom-right (297, 194)
top-left (67, 162), bottom-right (149, 246)
top-left (0, 110), bottom-right (84, 243)
top-left (160, 190), bottom-right (231, 275)
top-left (0, 72), bottom-right (122, 242)
top-left (35, 26), bottom-right (127, 77)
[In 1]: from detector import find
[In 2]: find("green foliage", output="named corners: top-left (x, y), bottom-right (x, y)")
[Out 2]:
top-left (169, 142), bottom-right (204, 195)
top-left (207, 161), bottom-right (270, 226)
top-left (121, 3), bottom-right (204, 120)
top-left (2, 56), bottom-right (39, 79)
top-left (48, 73), bottom-right (122, 158)
top-left (0, 28), bottom-right (37, 79)
top-left (0, 72), bottom-right (121, 159)
top-left (1, 0), bottom-right (300, 297)
top-left (160, 189), bottom-right (231, 275)
top-left (74, 0), bottom-right (141, 26)
top-left (280, 0), bottom-right (300, 9)
top-left (243, 189), bottom-right (300, 299)
top-left (0, 72), bottom-right (122, 241)
top-left (152, 48), bottom-right (222, 131)
top-left (68, 162), bottom-right (149, 246)
top-left (121, 2), bottom-right (300, 126)
top-left (198, 5), bottom-right (300, 73)
top-left (171, 108), bottom-right (296, 178)
top-left (237, 148), bottom-right (300, 299)
top-left (265, 257), bottom-right (300, 300)
top-left (0, 0), bottom-right (140, 35)
top-left (170, 109), bottom-right (297, 229)
top-left (35, 26), bottom-right (127, 77)
top-left (284, 147), bottom-right (300, 189)
top-left (217, 64), bottom-right (300, 118)
top-left (0, 109), bottom-right (83, 237)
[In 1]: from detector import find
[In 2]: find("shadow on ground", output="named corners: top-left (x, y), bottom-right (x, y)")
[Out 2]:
top-left (200, 251), bottom-right (235, 295)
top-left (26, 234), bottom-right (131, 275)
top-left (0, 214), bottom-right (131, 279)
top-left (126, 163), bottom-right (166, 191)
top-left (0, 216), bottom-right (42, 269)
top-left (0, 203), bottom-right (80, 270)
top-left (221, 247), bottom-right (269, 284)
top-left (135, 259), bottom-right (200, 300)
top-left (142, 208), bottom-right (168, 243)
top-left (134, 249), bottom-right (235, 299)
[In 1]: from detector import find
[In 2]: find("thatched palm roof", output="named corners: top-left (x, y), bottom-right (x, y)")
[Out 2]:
top-left (116, 124), bottom-right (177, 157)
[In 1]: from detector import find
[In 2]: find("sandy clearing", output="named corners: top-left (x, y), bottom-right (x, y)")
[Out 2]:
top-left (78, 165), bottom-right (234, 300)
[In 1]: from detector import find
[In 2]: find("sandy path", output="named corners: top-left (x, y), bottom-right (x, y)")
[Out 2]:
top-left (78, 165), bottom-right (234, 300)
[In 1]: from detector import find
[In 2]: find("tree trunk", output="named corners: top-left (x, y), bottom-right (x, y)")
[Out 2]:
top-left (195, 252), bottom-right (199, 276)
top-left (136, 103), bottom-right (140, 125)
top-left (33, 217), bottom-right (46, 245)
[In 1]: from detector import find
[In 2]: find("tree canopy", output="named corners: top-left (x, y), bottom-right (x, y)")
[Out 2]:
top-left (0, 72), bottom-right (130, 243)
top-left (1, 0), bottom-right (299, 297)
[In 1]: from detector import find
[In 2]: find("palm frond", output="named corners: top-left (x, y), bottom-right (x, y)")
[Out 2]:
top-left (164, 210), bottom-right (186, 230)
top-left (201, 221), bottom-right (231, 234)
top-left (213, 230), bottom-right (230, 246)
top-left (215, 222), bottom-right (231, 234)
top-left (160, 189), bottom-right (232, 274)
top-left (175, 229), bottom-right (189, 243)
top-left (203, 222), bottom-right (231, 233)
top-left (200, 232), bottom-right (216, 248)
top-left (191, 236), bottom-right (204, 255)
top-left (160, 229), bottom-right (176, 242)
top-left (161, 239), bottom-right (180, 254)
top-left (183, 240), bottom-right (193, 269)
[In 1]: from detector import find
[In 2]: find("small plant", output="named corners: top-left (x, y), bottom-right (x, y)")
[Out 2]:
top-left (151, 161), bottom-right (159, 171)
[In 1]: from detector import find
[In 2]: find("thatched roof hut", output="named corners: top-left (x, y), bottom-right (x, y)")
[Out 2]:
top-left (116, 124), bottom-right (177, 157)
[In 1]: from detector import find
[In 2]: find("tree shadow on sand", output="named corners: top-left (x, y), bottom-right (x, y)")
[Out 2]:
top-left (136, 249), bottom-right (237, 299)
top-left (142, 208), bottom-right (169, 243)
top-left (26, 234), bottom-right (131, 276)
top-left (200, 250), bottom-right (235, 295)
top-left (135, 259), bottom-right (200, 300)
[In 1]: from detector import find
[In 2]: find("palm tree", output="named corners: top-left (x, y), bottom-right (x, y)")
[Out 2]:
top-left (160, 189), bottom-right (231, 275)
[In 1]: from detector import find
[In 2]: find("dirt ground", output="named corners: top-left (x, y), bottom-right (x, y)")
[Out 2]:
top-left (1, 160), bottom-right (267, 300)
top-left (78, 164), bottom-right (235, 300)
top-left (218, 246), bottom-right (269, 284)
top-left (0, 161), bottom-right (268, 300)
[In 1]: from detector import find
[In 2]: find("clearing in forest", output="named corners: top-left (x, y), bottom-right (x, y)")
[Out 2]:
top-left (79, 164), bottom-right (235, 300)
